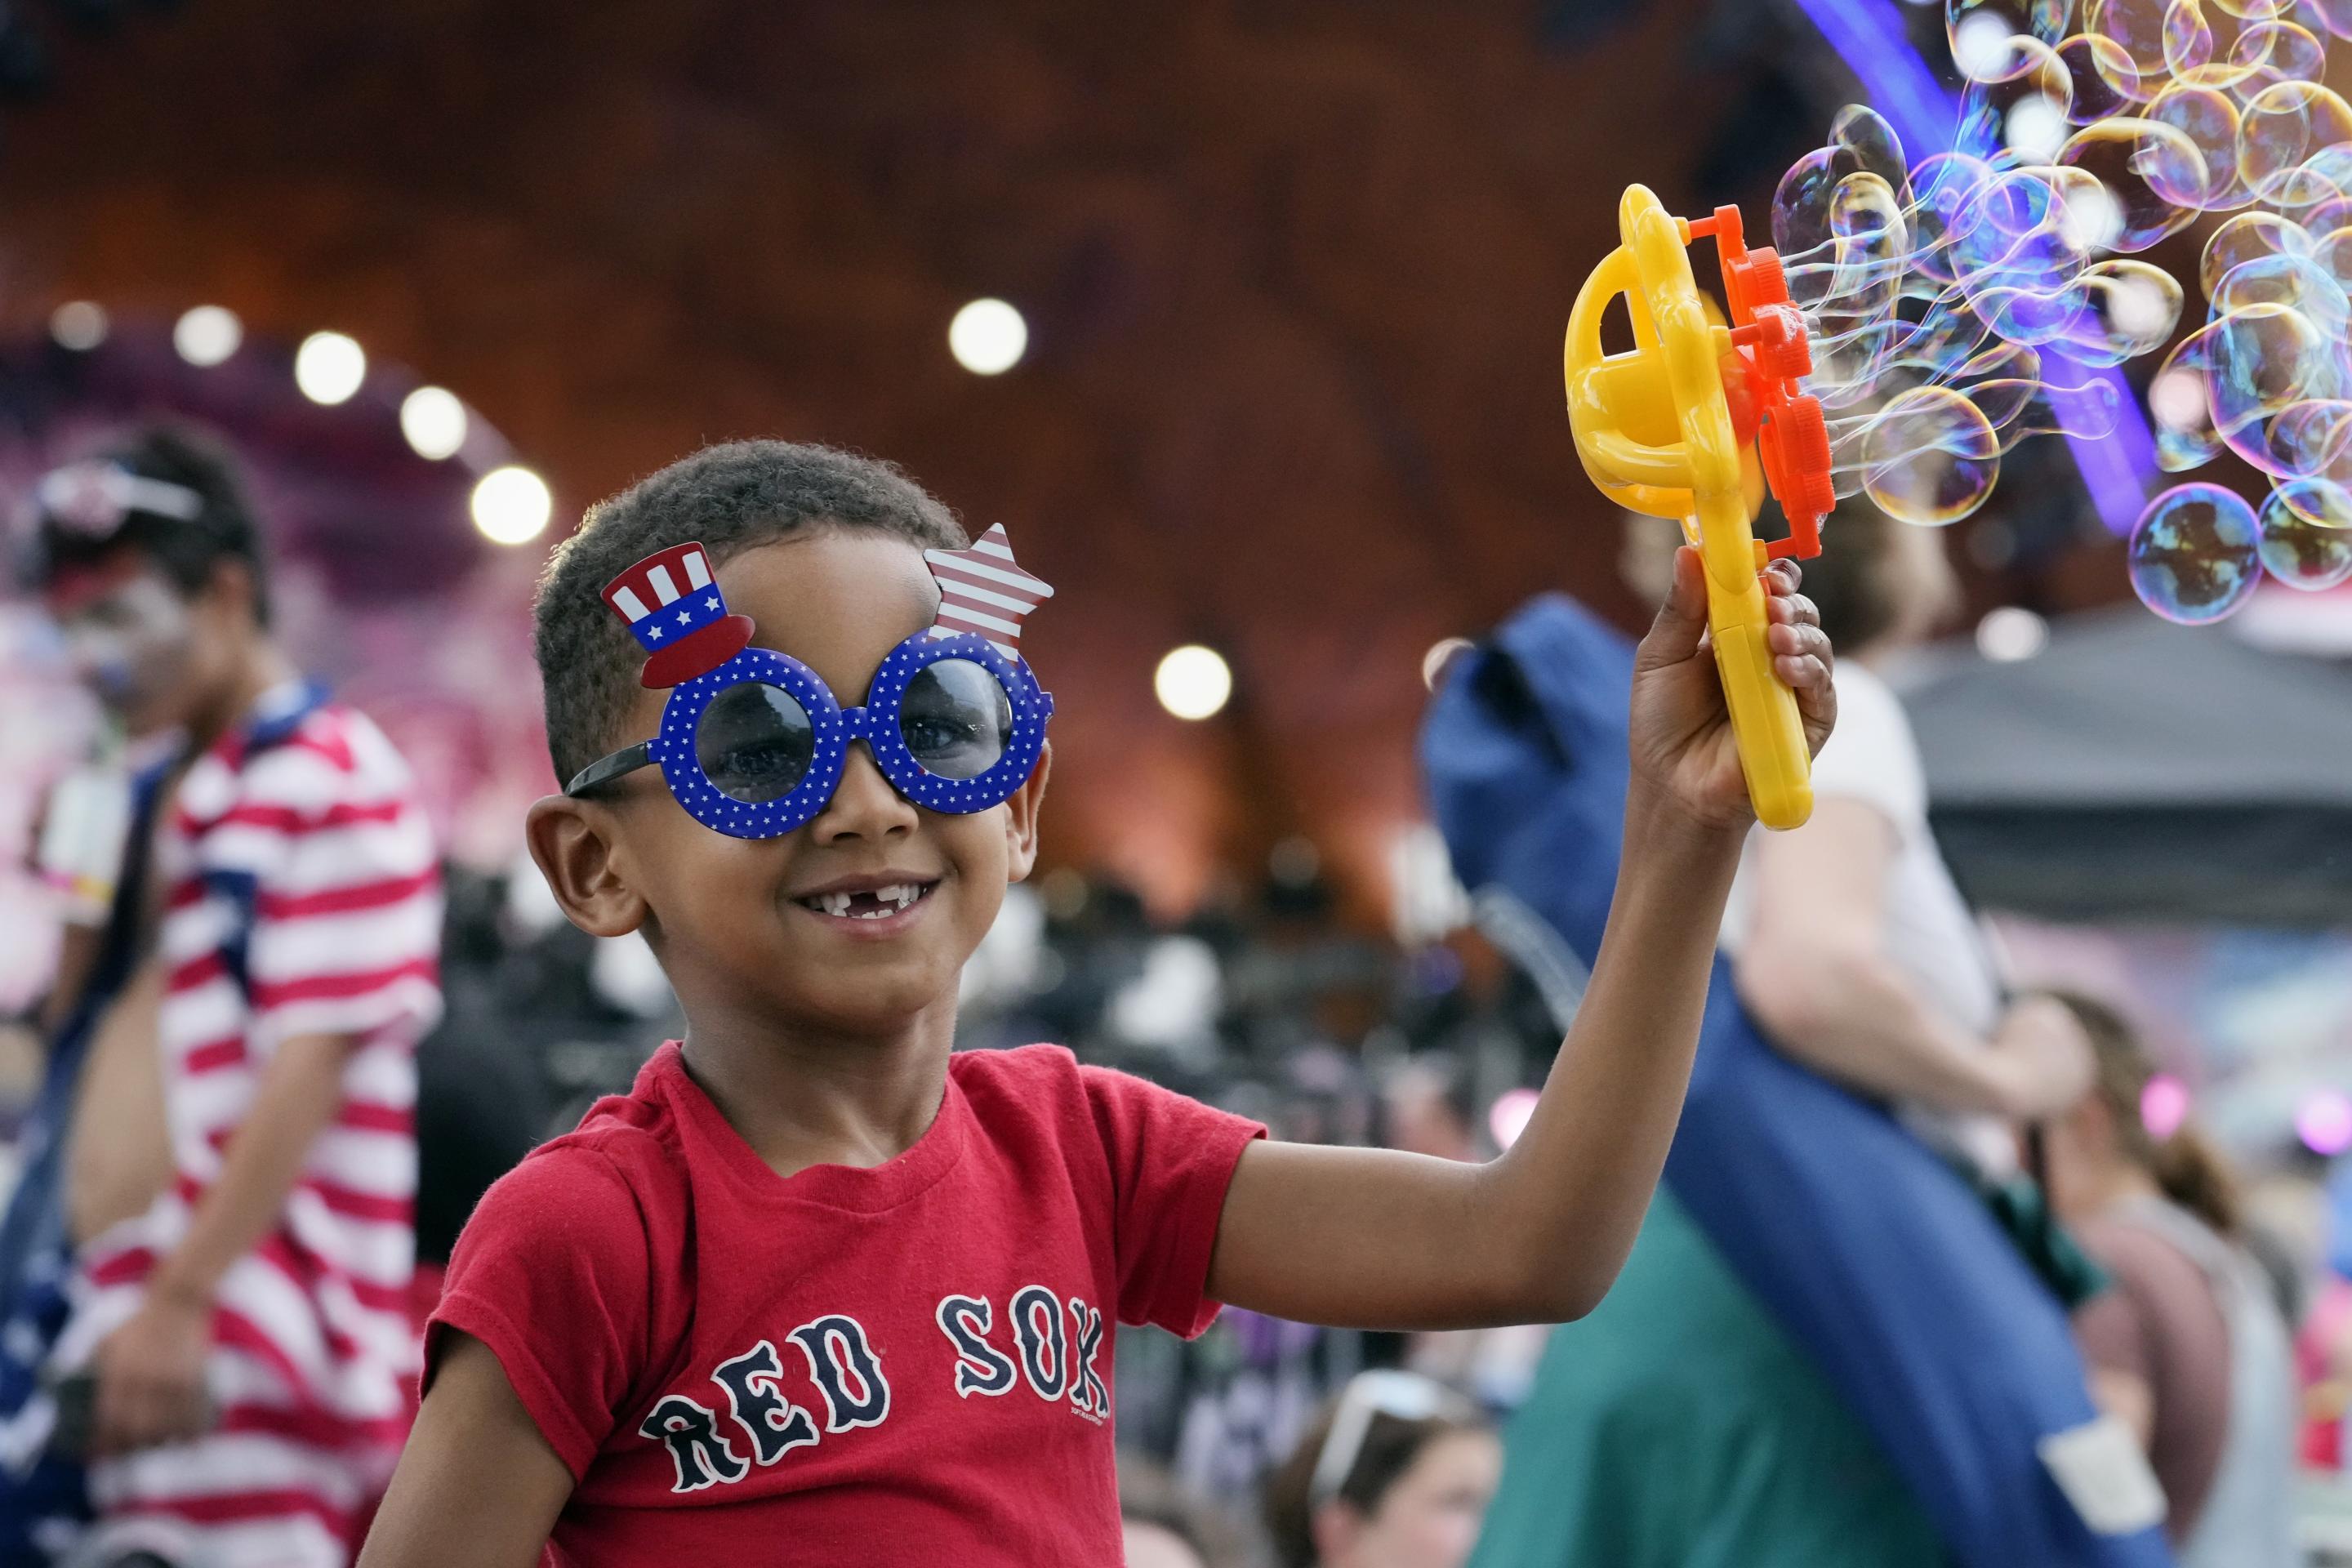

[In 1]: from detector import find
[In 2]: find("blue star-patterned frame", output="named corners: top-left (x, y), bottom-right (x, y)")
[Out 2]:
top-left (603, 630), bottom-right (1053, 840)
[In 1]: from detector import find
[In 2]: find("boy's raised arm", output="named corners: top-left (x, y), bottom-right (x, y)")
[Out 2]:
top-left (1205, 550), bottom-right (1834, 1331)
top-left (359, 1332), bottom-right (576, 1568)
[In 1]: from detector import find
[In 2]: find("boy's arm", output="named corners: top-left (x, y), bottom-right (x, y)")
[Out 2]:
top-left (359, 1332), bottom-right (576, 1568)
top-left (91, 1029), bottom-right (356, 1454)
top-left (1209, 795), bottom-right (1740, 1328)
top-left (1206, 548), bottom-right (1832, 1330)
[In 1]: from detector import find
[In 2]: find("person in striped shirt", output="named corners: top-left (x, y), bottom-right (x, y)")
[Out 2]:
top-left (16, 429), bottom-right (442, 1568)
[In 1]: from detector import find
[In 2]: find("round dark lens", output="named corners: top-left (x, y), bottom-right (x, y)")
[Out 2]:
top-left (898, 658), bottom-right (1011, 781)
top-left (696, 683), bottom-right (815, 803)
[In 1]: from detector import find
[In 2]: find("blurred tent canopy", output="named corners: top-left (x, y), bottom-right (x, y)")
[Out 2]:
top-left (1908, 605), bottom-right (2352, 926)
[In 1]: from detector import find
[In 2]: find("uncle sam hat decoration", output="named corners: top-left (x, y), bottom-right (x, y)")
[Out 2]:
top-left (602, 541), bottom-right (756, 688)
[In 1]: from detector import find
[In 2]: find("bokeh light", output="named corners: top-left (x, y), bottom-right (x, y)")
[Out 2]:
top-left (2139, 1073), bottom-right (2189, 1142)
top-left (173, 305), bottom-right (243, 368)
top-left (1153, 645), bottom-right (1232, 720)
top-left (2297, 1089), bottom-right (2352, 1156)
top-left (400, 386), bottom-right (470, 461)
top-left (471, 466), bottom-right (553, 546)
top-left (1489, 1088), bottom-right (1540, 1152)
top-left (948, 298), bottom-right (1027, 375)
top-left (49, 301), bottom-right (108, 351)
top-left (1975, 605), bottom-right (2049, 661)
top-left (294, 331), bottom-right (367, 405)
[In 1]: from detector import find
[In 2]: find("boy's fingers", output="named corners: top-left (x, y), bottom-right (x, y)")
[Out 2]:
top-left (1765, 590), bottom-right (1820, 628)
top-left (1764, 559), bottom-right (1802, 595)
top-left (1775, 653), bottom-right (1832, 688)
top-left (1766, 621), bottom-right (1833, 661)
top-left (1637, 546), bottom-right (1709, 668)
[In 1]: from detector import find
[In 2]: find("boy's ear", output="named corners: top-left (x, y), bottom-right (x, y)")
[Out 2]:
top-left (1001, 741), bottom-right (1051, 883)
top-left (1310, 1500), bottom-right (1364, 1563)
top-left (525, 795), bottom-right (652, 938)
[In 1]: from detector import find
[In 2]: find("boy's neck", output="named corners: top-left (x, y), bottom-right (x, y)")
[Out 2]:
top-left (678, 997), bottom-right (959, 1181)
top-left (187, 633), bottom-right (300, 755)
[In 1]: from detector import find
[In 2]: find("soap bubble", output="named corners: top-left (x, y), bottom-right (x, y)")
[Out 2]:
top-left (2084, 0), bottom-right (2194, 85)
top-left (2128, 483), bottom-right (2265, 621)
top-left (2078, 259), bottom-right (2189, 358)
top-left (1958, 38), bottom-right (2076, 158)
top-left (2059, 32), bottom-right (2145, 122)
top-left (1829, 105), bottom-right (1910, 196)
top-left (2265, 397), bottom-right (2352, 479)
top-left (2225, 18), bottom-right (2328, 91)
top-left (2209, 251), bottom-right (2350, 332)
top-left (2256, 475), bottom-right (2352, 586)
top-left (1852, 387), bottom-right (2003, 524)
top-left (2309, 221), bottom-right (2352, 290)
top-left (2199, 211), bottom-right (2313, 296)
top-left (1949, 0), bottom-right (2074, 74)
top-left (2056, 118), bottom-right (2210, 250)
top-left (2147, 82), bottom-right (2252, 207)
top-left (1757, 7), bottom-right (2352, 599)
top-left (1773, 150), bottom-right (1844, 258)
top-left (2204, 302), bottom-right (2343, 468)
top-left (1967, 359), bottom-right (2129, 448)
top-left (2237, 80), bottom-right (2352, 199)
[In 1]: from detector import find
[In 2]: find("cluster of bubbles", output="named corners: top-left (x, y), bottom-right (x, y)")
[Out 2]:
top-left (1766, 0), bottom-right (2352, 623)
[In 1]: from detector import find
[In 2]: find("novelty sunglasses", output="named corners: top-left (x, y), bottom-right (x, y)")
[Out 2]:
top-left (563, 527), bottom-right (1054, 841)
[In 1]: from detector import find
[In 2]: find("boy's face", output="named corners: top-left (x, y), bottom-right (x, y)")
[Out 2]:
top-left (555, 530), bottom-right (1045, 1040)
top-left (45, 554), bottom-right (235, 737)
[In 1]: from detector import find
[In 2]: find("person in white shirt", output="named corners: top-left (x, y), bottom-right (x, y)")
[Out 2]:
top-left (1711, 508), bottom-right (2094, 1167)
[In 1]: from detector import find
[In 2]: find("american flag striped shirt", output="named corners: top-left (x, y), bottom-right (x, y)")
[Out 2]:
top-left (60, 691), bottom-right (442, 1566)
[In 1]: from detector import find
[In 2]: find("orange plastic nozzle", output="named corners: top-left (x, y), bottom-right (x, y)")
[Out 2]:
top-left (1704, 205), bottom-right (1830, 563)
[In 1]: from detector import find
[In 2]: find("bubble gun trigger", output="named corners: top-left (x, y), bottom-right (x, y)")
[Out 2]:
top-left (1562, 186), bottom-right (1832, 831)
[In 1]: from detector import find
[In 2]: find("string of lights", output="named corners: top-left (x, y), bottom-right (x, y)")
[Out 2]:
top-left (44, 299), bottom-right (555, 546)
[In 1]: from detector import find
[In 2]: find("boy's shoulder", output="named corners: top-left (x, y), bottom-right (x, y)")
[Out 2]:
top-left (945, 1040), bottom-right (1082, 1095)
top-left (945, 1041), bottom-right (1134, 1138)
top-left (510, 1059), bottom-right (685, 1199)
top-left (452, 1067), bottom-right (683, 1290)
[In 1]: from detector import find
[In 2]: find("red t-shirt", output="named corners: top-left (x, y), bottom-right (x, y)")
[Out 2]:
top-left (427, 1041), bottom-right (1263, 1565)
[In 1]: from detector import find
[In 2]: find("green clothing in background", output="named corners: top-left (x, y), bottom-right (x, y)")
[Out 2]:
top-left (1470, 1188), bottom-right (1949, 1568)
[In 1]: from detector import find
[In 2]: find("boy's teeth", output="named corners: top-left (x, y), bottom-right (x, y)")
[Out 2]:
top-left (807, 884), bottom-right (924, 919)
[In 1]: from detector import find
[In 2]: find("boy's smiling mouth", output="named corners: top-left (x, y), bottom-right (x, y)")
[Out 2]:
top-left (787, 871), bottom-right (942, 929)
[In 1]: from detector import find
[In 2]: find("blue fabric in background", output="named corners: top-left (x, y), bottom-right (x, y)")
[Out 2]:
top-left (1419, 593), bottom-right (2172, 1568)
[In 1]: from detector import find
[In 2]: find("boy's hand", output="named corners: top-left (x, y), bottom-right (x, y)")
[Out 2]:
top-left (91, 1288), bottom-right (212, 1454)
top-left (1629, 547), bottom-right (1835, 833)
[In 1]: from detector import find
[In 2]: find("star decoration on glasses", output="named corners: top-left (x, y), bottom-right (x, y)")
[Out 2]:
top-left (924, 524), bottom-right (1054, 661)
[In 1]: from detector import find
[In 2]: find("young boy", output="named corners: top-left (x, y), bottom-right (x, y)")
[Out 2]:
top-left (360, 440), bottom-right (1833, 1566)
top-left (16, 430), bottom-right (442, 1566)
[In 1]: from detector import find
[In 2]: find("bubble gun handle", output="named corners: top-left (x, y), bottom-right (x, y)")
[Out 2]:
top-left (1564, 185), bottom-right (1837, 831)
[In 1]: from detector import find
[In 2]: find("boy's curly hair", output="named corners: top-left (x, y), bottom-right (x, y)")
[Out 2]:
top-left (532, 441), bottom-right (966, 784)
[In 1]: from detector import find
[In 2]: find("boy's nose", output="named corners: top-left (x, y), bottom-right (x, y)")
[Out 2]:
top-left (808, 739), bottom-right (920, 843)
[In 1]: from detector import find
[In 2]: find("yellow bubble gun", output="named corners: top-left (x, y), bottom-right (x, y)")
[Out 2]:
top-left (1565, 186), bottom-right (1836, 831)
